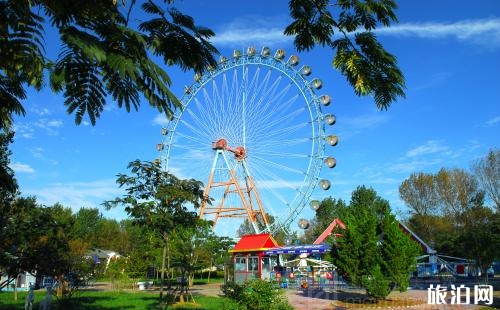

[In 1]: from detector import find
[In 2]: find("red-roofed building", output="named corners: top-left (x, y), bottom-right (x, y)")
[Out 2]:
top-left (230, 233), bottom-right (279, 253)
top-left (228, 234), bottom-right (280, 283)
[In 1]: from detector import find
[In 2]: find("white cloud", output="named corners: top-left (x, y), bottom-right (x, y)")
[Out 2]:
top-left (13, 123), bottom-right (35, 139)
top-left (30, 147), bottom-right (45, 159)
top-left (31, 107), bottom-right (51, 116)
top-left (10, 162), bottom-right (35, 174)
top-left (213, 16), bottom-right (291, 47)
top-left (214, 28), bottom-right (290, 47)
top-left (377, 18), bottom-right (500, 47)
top-left (387, 158), bottom-right (444, 174)
top-left (412, 72), bottom-right (452, 91)
top-left (405, 140), bottom-right (449, 158)
top-left (26, 147), bottom-right (58, 165)
top-left (345, 113), bottom-right (389, 129)
top-left (22, 179), bottom-right (126, 217)
top-left (14, 118), bottom-right (64, 138)
top-left (337, 113), bottom-right (390, 140)
top-left (153, 113), bottom-right (169, 126)
top-left (485, 116), bottom-right (500, 127)
top-left (35, 118), bottom-right (63, 136)
top-left (212, 17), bottom-right (500, 49)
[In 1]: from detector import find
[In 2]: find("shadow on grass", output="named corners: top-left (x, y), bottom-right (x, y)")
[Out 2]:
top-left (0, 292), bottom-right (160, 310)
top-left (56, 296), bottom-right (155, 310)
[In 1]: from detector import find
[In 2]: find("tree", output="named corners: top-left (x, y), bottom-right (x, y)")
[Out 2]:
top-left (0, 0), bottom-right (218, 129)
top-left (332, 186), bottom-right (418, 299)
top-left (380, 211), bottom-right (420, 291)
top-left (399, 172), bottom-right (439, 216)
top-left (169, 220), bottom-right (213, 302)
top-left (298, 197), bottom-right (347, 244)
top-left (313, 197), bottom-right (347, 239)
top-left (104, 159), bottom-right (206, 305)
top-left (1, 198), bottom-right (74, 279)
top-left (236, 215), bottom-right (266, 237)
top-left (0, 130), bottom-right (17, 200)
top-left (334, 186), bottom-right (381, 289)
top-left (459, 207), bottom-right (500, 280)
top-left (435, 168), bottom-right (483, 227)
top-left (71, 207), bottom-right (102, 243)
top-left (0, 130), bottom-right (19, 270)
top-left (120, 219), bottom-right (162, 279)
top-left (473, 149), bottom-right (500, 211)
top-left (285, 0), bottom-right (405, 109)
top-left (399, 172), bottom-right (440, 244)
top-left (400, 168), bottom-right (486, 247)
top-left (30, 203), bottom-right (74, 278)
top-left (205, 235), bottom-right (235, 279)
top-left (91, 219), bottom-right (125, 252)
top-left (406, 214), bottom-right (456, 256)
top-left (399, 151), bottom-right (500, 264)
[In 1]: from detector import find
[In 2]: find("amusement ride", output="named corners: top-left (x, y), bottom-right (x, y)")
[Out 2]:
top-left (156, 47), bottom-right (338, 235)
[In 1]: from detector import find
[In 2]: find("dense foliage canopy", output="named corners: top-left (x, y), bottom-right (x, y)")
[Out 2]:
top-left (0, 0), bottom-right (218, 129)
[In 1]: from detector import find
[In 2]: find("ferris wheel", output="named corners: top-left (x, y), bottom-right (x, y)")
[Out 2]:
top-left (157, 47), bottom-right (338, 235)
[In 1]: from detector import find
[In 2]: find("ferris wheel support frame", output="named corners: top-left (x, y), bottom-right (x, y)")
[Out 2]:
top-left (199, 145), bottom-right (271, 233)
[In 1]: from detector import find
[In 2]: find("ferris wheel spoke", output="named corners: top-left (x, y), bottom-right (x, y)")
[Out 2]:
top-left (255, 150), bottom-right (310, 159)
top-left (255, 77), bottom-right (290, 117)
top-left (182, 108), bottom-right (213, 140)
top-left (247, 69), bottom-right (275, 114)
top-left (251, 172), bottom-right (299, 194)
top-left (252, 109), bottom-right (308, 140)
top-left (174, 130), bottom-right (209, 148)
top-left (252, 156), bottom-right (306, 176)
top-left (246, 93), bottom-right (299, 132)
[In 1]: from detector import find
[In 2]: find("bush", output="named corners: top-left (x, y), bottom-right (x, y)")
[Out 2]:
top-left (221, 279), bottom-right (293, 310)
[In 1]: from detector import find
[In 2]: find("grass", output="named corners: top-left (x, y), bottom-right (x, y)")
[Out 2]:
top-left (0, 290), bottom-right (226, 310)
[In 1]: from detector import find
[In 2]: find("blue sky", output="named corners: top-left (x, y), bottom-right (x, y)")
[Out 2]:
top-left (9, 1), bottom-right (500, 236)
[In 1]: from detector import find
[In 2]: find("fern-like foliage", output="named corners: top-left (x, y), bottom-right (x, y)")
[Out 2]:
top-left (0, 0), bottom-right (45, 129)
top-left (285, 0), bottom-right (405, 109)
top-left (1, 0), bottom-right (219, 127)
top-left (54, 46), bottom-right (106, 125)
top-left (140, 2), bottom-right (218, 74)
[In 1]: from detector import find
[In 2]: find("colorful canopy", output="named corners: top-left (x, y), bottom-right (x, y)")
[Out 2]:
top-left (263, 244), bottom-right (330, 255)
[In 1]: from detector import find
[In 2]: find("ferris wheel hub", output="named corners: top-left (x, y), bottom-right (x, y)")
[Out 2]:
top-left (212, 138), bottom-right (246, 160)
top-left (212, 138), bottom-right (228, 150)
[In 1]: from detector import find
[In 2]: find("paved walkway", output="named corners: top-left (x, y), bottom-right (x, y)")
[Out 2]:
top-left (284, 287), bottom-right (484, 310)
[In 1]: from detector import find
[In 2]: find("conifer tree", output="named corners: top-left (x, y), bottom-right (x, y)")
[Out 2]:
top-left (332, 186), bottom-right (419, 299)
top-left (380, 211), bottom-right (420, 291)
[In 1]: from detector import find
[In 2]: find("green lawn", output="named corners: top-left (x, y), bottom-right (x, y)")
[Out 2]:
top-left (0, 290), bottom-right (226, 310)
